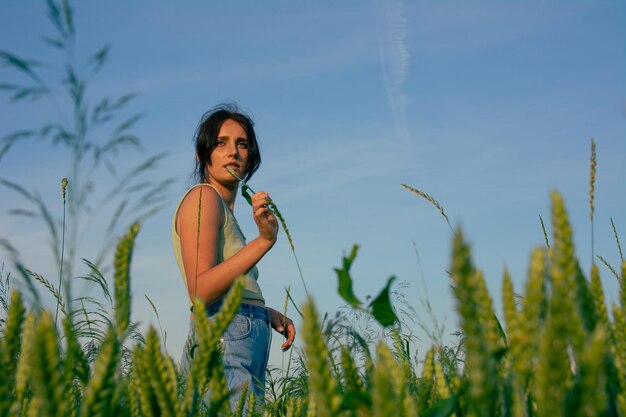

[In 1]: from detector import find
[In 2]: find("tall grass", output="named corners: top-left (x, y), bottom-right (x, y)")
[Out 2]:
top-left (0, 0), bottom-right (172, 295)
top-left (0, 141), bottom-right (624, 417)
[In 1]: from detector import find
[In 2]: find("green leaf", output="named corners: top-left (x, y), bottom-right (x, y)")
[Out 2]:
top-left (370, 276), bottom-right (398, 327)
top-left (335, 245), bottom-right (362, 308)
top-left (241, 184), bottom-right (253, 206)
top-left (89, 44), bottom-right (109, 72)
top-left (0, 51), bottom-right (45, 86)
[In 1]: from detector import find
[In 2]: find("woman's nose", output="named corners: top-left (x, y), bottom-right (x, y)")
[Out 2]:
top-left (227, 143), bottom-right (240, 158)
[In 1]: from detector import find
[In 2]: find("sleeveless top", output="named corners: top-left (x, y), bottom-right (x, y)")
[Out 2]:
top-left (172, 183), bottom-right (265, 306)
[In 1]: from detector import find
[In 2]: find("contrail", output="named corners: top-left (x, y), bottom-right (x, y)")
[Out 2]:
top-left (376, 0), bottom-right (410, 143)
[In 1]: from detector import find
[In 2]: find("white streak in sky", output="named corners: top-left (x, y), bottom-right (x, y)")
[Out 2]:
top-left (376, 0), bottom-right (410, 142)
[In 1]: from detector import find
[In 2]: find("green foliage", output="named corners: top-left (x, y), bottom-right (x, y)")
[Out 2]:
top-left (336, 245), bottom-right (361, 309)
top-left (335, 245), bottom-right (399, 328)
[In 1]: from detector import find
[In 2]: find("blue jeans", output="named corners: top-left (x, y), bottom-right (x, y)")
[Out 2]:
top-left (181, 301), bottom-right (272, 414)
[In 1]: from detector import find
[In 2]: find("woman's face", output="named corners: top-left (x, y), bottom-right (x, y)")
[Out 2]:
top-left (206, 119), bottom-right (249, 183)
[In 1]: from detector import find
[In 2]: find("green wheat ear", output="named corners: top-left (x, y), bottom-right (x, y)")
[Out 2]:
top-left (79, 328), bottom-right (120, 417)
top-left (449, 229), bottom-right (498, 416)
top-left (142, 327), bottom-right (179, 417)
top-left (11, 312), bottom-right (36, 416)
top-left (372, 343), bottom-right (403, 416)
top-left (31, 312), bottom-right (68, 417)
top-left (0, 290), bottom-right (25, 416)
top-left (590, 139), bottom-right (597, 262)
top-left (302, 297), bottom-right (340, 417)
top-left (114, 223), bottom-right (140, 338)
top-left (572, 325), bottom-right (608, 416)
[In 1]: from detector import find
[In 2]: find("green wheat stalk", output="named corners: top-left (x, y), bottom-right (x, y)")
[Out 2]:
top-left (226, 165), bottom-right (309, 297)
top-left (55, 177), bottom-right (68, 326)
top-left (401, 183), bottom-right (454, 234)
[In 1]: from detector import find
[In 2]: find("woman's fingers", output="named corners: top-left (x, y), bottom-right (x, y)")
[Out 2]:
top-left (268, 308), bottom-right (296, 351)
top-left (251, 191), bottom-right (278, 241)
top-left (281, 320), bottom-right (296, 351)
top-left (251, 191), bottom-right (272, 211)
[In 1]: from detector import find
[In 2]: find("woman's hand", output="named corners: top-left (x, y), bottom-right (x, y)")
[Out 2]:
top-left (268, 307), bottom-right (296, 351)
top-left (251, 191), bottom-right (279, 245)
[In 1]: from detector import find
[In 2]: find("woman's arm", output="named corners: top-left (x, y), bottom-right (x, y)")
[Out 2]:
top-left (177, 185), bottom-right (278, 304)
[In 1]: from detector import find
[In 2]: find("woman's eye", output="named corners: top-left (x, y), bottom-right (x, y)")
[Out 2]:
top-left (238, 142), bottom-right (248, 149)
top-left (216, 140), bottom-right (225, 146)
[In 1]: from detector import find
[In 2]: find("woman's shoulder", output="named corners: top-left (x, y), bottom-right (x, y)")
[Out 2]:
top-left (177, 184), bottom-right (224, 222)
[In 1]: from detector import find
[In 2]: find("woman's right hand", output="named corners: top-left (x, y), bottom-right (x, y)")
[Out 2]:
top-left (251, 191), bottom-right (279, 245)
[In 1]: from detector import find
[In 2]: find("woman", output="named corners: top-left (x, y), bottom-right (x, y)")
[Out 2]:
top-left (172, 104), bottom-right (296, 411)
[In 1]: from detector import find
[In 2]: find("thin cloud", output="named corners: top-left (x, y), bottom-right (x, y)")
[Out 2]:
top-left (376, 0), bottom-right (410, 142)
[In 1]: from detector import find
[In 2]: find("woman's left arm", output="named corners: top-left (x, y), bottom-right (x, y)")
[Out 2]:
top-left (267, 307), bottom-right (296, 351)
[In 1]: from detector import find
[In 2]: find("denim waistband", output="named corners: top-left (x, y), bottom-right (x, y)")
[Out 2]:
top-left (206, 299), bottom-right (270, 323)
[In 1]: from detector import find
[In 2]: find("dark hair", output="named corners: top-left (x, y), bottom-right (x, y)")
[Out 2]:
top-left (193, 103), bottom-right (261, 184)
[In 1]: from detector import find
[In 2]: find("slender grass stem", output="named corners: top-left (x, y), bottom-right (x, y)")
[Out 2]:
top-left (194, 187), bottom-right (202, 304)
top-left (597, 255), bottom-right (620, 282)
top-left (54, 178), bottom-right (68, 326)
top-left (611, 218), bottom-right (624, 262)
top-left (539, 214), bottom-right (550, 249)
top-left (281, 286), bottom-right (295, 379)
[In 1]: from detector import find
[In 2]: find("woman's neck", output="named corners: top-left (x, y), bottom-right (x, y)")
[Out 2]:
top-left (207, 179), bottom-right (238, 212)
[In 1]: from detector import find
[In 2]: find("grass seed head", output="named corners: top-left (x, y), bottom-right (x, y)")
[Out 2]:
top-left (61, 177), bottom-right (68, 203)
top-left (589, 138), bottom-right (596, 221)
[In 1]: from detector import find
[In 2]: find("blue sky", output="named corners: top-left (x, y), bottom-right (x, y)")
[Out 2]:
top-left (1, 1), bottom-right (625, 365)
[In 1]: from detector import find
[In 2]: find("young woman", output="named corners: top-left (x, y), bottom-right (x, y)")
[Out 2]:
top-left (173, 104), bottom-right (296, 411)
